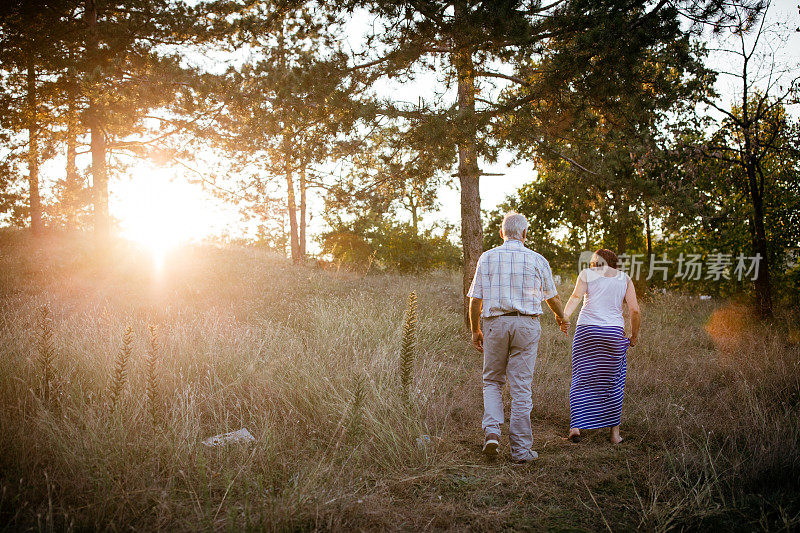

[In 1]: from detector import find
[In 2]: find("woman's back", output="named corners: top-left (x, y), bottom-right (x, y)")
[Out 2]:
top-left (576, 269), bottom-right (628, 328)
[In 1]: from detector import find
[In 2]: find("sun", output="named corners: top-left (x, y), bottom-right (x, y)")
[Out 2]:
top-left (114, 165), bottom-right (228, 268)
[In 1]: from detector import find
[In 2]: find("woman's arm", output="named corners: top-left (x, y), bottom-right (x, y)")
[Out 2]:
top-left (563, 271), bottom-right (587, 320)
top-left (625, 276), bottom-right (641, 346)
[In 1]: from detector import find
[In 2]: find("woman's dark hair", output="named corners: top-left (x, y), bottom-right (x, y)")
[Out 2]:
top-left (593, 249), bottom-right (618, 269)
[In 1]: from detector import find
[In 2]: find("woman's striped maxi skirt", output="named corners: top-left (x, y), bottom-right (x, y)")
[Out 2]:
top-left (569, 325), bottom-right (630, 430)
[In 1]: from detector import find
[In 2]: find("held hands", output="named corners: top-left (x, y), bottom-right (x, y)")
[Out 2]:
top-left (471, 329), bottom-right (483, 352)
top-left (556, 315), bottom-right (570, 336)
top-left (628, 334), bottom-right (638, 347)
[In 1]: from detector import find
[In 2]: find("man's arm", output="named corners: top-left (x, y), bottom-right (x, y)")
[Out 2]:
top-left (546, 294), bottom-right (570, 335)
top-left (469, 297), bottom-right (483, 352)
top-left (541, 259), bottom-right (569, 335)
top-left (466, 253), bottom-right (485, 352)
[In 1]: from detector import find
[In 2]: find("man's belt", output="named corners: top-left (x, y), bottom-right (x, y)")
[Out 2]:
top-left (498, 311), bottom-right (539, 317)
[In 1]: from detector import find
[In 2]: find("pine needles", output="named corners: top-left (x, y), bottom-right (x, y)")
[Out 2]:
top-left (109, 326), bottom-right (133, 410)
top-left (400, 291), bottom-right (417, 404)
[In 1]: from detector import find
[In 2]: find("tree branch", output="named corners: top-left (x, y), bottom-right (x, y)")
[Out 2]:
top-left (474, 70), bottom-right (530, 86)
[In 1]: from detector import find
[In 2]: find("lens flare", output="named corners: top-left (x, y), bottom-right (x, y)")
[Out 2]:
top-left (704, 302), bottom-right (750, 352)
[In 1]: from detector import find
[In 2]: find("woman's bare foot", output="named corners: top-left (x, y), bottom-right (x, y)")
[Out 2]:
top-left (610, 426), bottom-right (623, 444)
top-left (568, 428), bottom-right (581, 443)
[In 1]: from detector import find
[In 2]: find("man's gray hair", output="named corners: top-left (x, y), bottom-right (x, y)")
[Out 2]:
top-left (502, 212), bottom-right (529, 241)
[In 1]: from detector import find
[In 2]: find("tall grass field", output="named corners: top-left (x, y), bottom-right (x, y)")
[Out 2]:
top-left (0, 231), bottom-right (798, 531)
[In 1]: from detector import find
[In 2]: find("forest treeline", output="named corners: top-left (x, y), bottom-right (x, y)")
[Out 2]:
top-left (0, 0), bottom-right (798, 316)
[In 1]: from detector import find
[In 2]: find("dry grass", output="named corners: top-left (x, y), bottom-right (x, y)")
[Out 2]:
top-left (0, 229), bottom-right (798, 531)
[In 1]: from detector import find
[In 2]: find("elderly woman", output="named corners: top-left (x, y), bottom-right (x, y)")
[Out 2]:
top-left (563, 249), bottom-right (641, 444)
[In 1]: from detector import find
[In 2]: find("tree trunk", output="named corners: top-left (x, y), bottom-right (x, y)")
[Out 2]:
top-left (453, 2), bottom-right (482, 327)
top-left (460, 171), bottom-right (482, 323)
top-left (738, 41), bottom-right (772, 317)
top-left (614, 193), bottom-right (627, 254)
top-left (86, 0), bottom-right (109, 239)
top-left (746, 159), bottom-right (773, 317)
top-left (617, 232), bottom-right (626, 255)
top-left (616, 219), bottom-right (627, 254)
top-left (584, 220), bottom-right (590, 250)
top-left (285, 159), bottom-right (301, 263)
top-left (299, 164), bottom-right (307, 258)
top-left (27, 61), bottom-right (42, 236)
top-left (277, 23), bottom-right (301, 263)
top-left (409, 194), bottom-right (419, 235)
top-left (65, 66), bottom-right (80, 229)
top-left (89, 119), bottom-right (108, 238)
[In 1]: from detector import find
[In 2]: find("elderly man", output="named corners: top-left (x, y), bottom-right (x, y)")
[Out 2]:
top-left (467, 212), bottom-right (569, 464)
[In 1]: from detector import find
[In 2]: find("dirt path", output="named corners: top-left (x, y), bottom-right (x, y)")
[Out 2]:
top-left (351, 361), bottom-right (653, 532)
top-left (355, 419), bottom-right (651, 531)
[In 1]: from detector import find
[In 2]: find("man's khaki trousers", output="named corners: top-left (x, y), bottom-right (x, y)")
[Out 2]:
top-left (482, 315), bottom-right (541, 461)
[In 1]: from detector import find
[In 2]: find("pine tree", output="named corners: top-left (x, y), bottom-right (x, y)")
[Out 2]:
top-left (342, 0), bottom-right (753, 325)
top-left (1, 1), bottom-right (232, 235)
top-left (78, 0), bottom-right (229, 240)
top-left (218, 4), bottom-right (359, 263)
top-left (0, 0), bottom-right (77, 235)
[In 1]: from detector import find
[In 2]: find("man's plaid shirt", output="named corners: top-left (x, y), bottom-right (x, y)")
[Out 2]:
top-left (467, 239), bottom-right (558, 317)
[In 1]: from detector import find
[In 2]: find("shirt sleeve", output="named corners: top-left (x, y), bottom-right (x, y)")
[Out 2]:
top-left (541, 258), bottom-right (558, 300)
top-left (466, 254), bottom-right (484, 299)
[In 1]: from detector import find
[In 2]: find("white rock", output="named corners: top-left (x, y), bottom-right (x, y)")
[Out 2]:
top-left (202, 428), bottom-right (255, 447)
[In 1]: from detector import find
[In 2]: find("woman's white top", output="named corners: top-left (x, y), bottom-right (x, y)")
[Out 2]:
top-left (576, 269), bottom-right (629, 328)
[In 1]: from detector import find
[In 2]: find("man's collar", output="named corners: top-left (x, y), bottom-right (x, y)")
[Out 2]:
top-left (502, 239), bottom-right (525, 248)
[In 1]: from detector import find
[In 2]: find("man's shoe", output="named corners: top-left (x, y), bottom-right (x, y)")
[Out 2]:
top-left (512, 451), bottom-right (539, 465)
top-left (482, 434), bottom-right (500, 457)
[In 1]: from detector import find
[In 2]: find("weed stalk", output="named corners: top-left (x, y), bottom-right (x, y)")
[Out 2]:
top-left (36, 305), bottom-right (55, 405)
top-left (109, 326), bottom-right (133, 410)
top-left (146, 324), bottom-right (160, 426)
top-left (400, 291), bottom-right (417, 404)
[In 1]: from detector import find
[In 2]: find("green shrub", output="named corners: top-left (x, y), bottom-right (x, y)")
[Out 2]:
top-left (322, 222), bottom-right (461, 272)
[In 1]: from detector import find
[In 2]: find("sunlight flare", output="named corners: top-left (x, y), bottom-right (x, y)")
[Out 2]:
top-left (114, 166), bottom-right (226, 268)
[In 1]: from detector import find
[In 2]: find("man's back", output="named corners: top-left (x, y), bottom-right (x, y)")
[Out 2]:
top-left (468, 239), bottom-right (557, 317)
